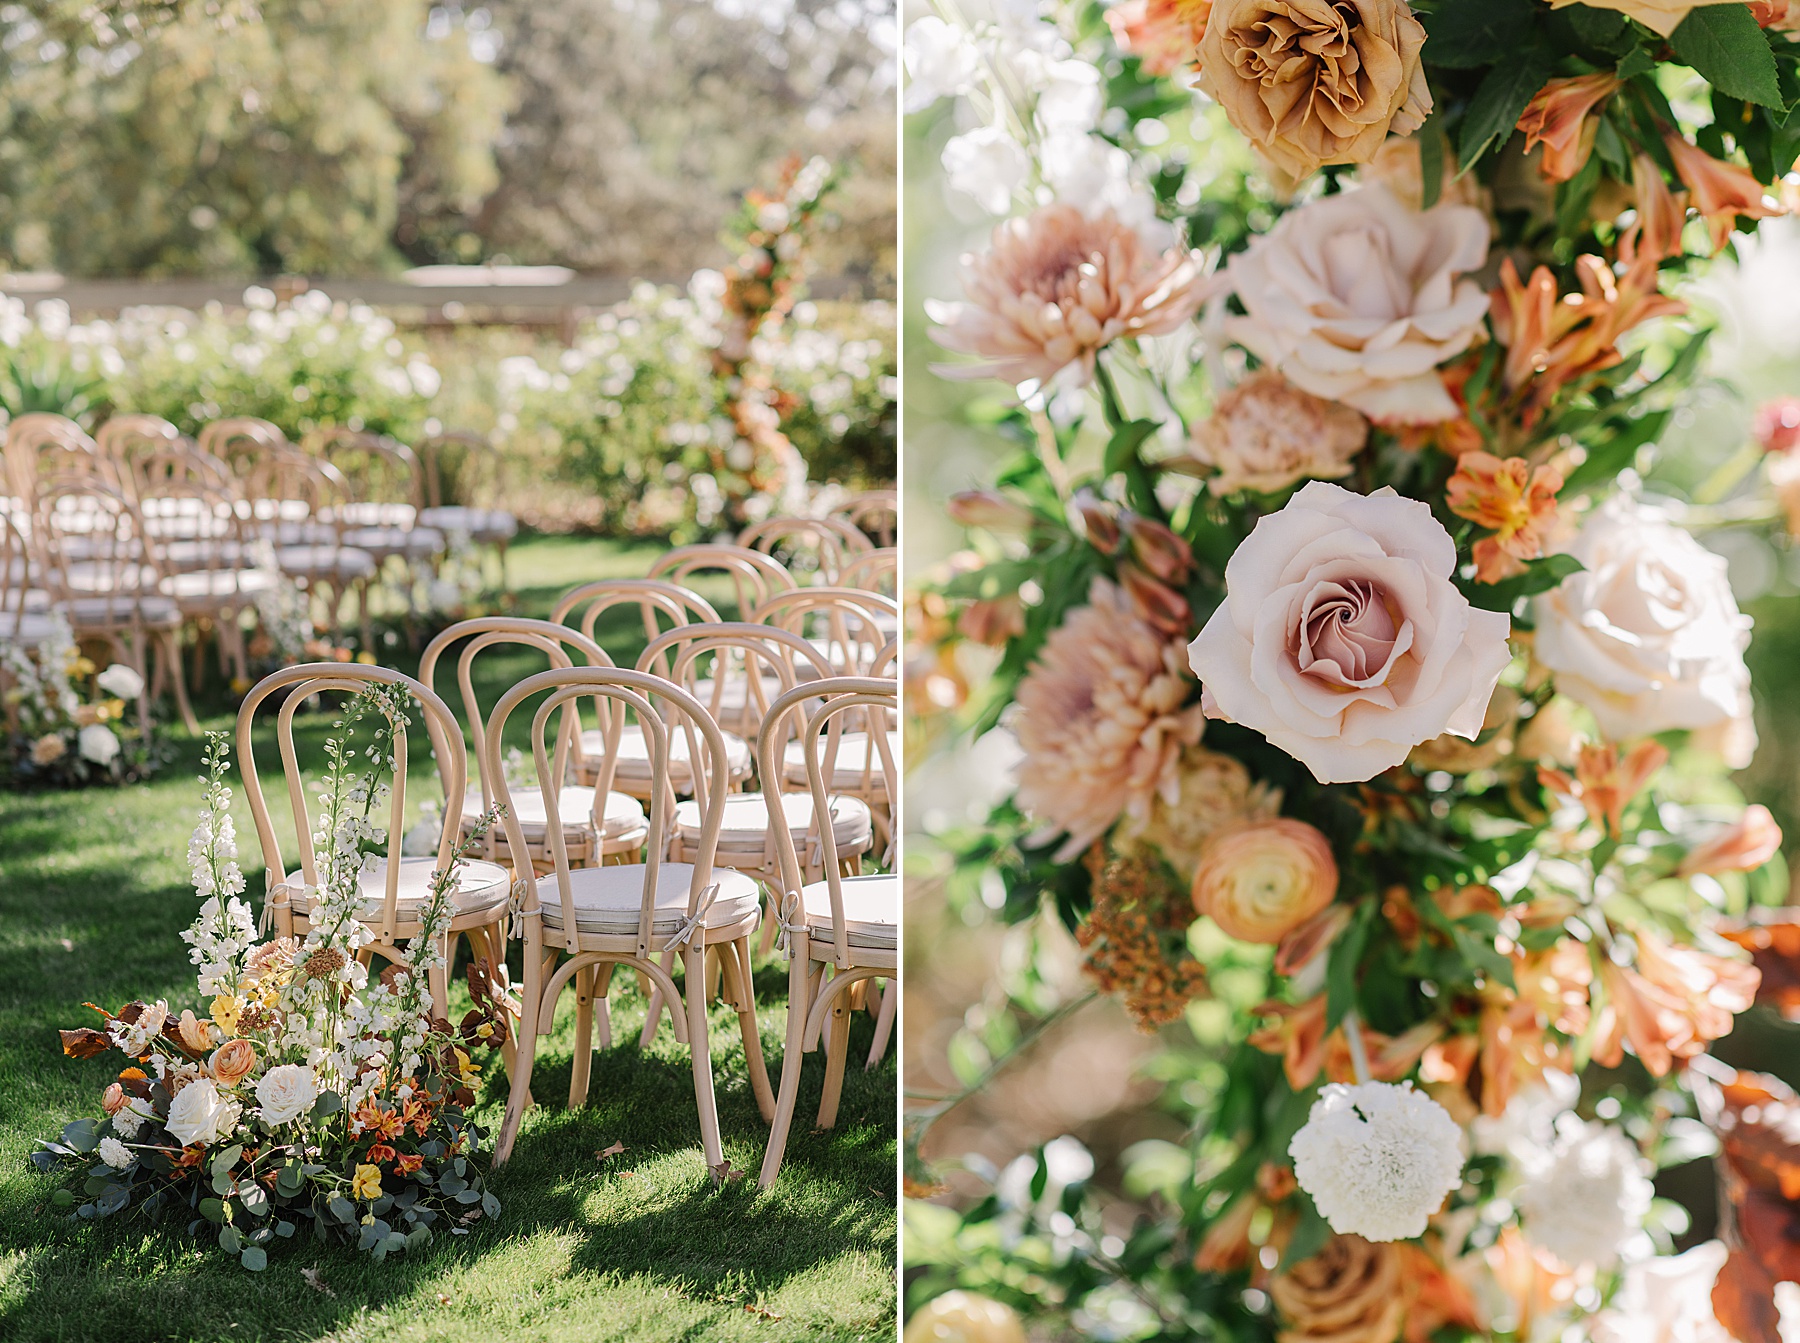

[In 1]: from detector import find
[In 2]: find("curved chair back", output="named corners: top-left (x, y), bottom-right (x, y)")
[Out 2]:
top-left (550, 578), bottom-right (720, 679)
top-left (97, 415), bottom-right (185, 495)
top-left (750, 587), bottom-right (897, 678)
top-left (737, 515), bottom-right (872, 585)
top-left (417, 430), bottom-right (503, 510)
top-left (129, 442), bottom-right (236, 505)
top-left (647, 543), bottom-right (795, 620)
top-left (304, 428), bottom-right (425, 519)
top-left (198, 417), bottom-right (291, 482)
top-left (836, 489), bottom-right (896, 548)
top-left (484, 666), bottom-right (731, 958)
top-left (640, 619), bottom-right (834, 751)
top-left (235, 662), bottom-right (467, 948)
top-left (5, 413), bottom-right (114, 505)
top-left (839, 546), bottom-right (897, 597)
top-left (418, 616), bottom-right (622, 839)
top-left (136, 477), bottom-right (253, 578)
top-left (31, 480), bottom-right (161, 604)
top-left (757, 678), bottom-right (897, 967)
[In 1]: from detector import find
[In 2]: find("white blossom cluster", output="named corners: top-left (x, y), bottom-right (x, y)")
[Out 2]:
top-left (179, 736), bottom-right (256, 996)
top-left (1290, 1080), bottom-right (1466, 1242)
top-left (107, 1000), bottom-right (169, 1056)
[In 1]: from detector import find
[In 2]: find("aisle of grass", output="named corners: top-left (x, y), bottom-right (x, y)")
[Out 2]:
top-left (0, 535), bottom-right (897, 1343)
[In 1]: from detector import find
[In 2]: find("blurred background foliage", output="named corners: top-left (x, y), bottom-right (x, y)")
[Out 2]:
top-left (0, 0), bottom-right (896, 290)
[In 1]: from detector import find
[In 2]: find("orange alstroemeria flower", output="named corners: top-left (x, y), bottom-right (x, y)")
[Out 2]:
top-left (1539, 738), bottom-right (1669, 838)
top-left (1594, 932), bottom-right (1757, 1076)
top-left (1518, 73), bottom-right (1621, 182)
top-left (1663, 134), bottom-right (1783, 253)
top-left (1628, 154), bottom-right (1690, 264)
top-left (1446, 450), bottom-right (1565, 583)
top-left (1108, 0), bottom-right (1212, 77)
top-left (1250, 995), bottom-right (1328, 1090)
top-left (1680, 804), bottom-right (1783, 877)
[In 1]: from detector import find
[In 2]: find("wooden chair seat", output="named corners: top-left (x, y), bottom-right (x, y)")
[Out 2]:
top-left (797, 873), bottom-right (897, 950)
top-left (459, 783), bottom-right (646, 842)
top-left (577, 722), bottom-right (753, 790)
top-left (533, 862), bottom-right (761, 937)
top-left (0, 608), bottom-right (60, 642)
top-left (675, 791), bottom-right (872, 851)
top-left (285, 855), bottom-right (511, 924)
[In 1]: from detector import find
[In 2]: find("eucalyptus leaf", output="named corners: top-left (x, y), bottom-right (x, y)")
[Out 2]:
top-left (219, 1224), bottom-right (242, 1254)
top-left (210, 1144), bottom-right (244, 1177)
top-left (240, 1246), bottom-right (267, 1272)
top-left (94, 1183), bottom-right (130, 1217)
top-left (199, 1197), bottom-right (226, 1224)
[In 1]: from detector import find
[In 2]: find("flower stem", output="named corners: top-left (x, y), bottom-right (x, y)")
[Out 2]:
top-left (1343, 1009), bottom-right (1373, 1086)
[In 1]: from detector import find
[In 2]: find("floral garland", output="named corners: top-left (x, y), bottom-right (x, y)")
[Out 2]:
top-left (1, 610), bottom-right (160, 787)
top-left (34, 696), bottom-right (507, 1270)
top-left (906, 1), bottom-right (1800, 1340)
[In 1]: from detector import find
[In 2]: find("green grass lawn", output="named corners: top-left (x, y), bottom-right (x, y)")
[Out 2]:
top-left (0, 535), bottom-right (898, 1343)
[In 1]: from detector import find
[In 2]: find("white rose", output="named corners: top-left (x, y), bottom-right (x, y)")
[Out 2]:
top-left (164, 1078), bottom-right (239, 1147)
top-left (942, 127), bottom-right (1031, 217)
top-left (902, 17), bottom-right (978, 112)
top-left (255, 1063), bottom-right (320, 1126)
top-left (1223, 185), bottom-right (1491, 424)
top-left (1589, 1241), bottom-right (1735, 1343)
top-left (1534, 496), bottom-right (1754, 764)
top-left (95, 663), bottom-right (144, 700)
top-left (1189, 482), bottom-right (1512, 784)
top-left (97, 1136), bottom-right (133, 1169)
top-left (78, 723), bottom-right (121, 766)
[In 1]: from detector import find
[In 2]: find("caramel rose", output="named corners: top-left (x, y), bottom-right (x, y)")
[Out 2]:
top-left (1270, 1233), bottom-right (1406, 1343)
top-left (1198, 0), bottom-right (1429, 181)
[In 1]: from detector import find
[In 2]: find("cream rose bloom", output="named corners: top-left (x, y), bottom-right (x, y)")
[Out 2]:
top-left (1189, 482), bottom-right (1513, 784)
top-left (1546, 0), bottom-right (1744, 39)
top-left (255, 1063), bottom-right (320, 1126)
top-left (1223, 185), bottom-right (1491, 424)
top-left (1198, 0), bottom-right (1430, 180)
top-left (164, 1077), bottom-right (239, 1147)
top-left (1533, 496), bottom-right (1754, 765)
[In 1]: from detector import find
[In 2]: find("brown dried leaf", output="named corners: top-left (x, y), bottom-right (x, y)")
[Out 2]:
top-left (744, 1302), bottom-right (784, 1322)
top-left (709, 1159), bottom-right (745, 1188)
top-left (1714, 1247), bottom-right (1782, 1343)
top-left (596, 1141), bottom-right (625, 1162)
top-left (58, 1028), bottom-right (110, 1059)
top-left (301, 1266), bottom-right (336, 1298)
top-left (1720, 911), bottom-right (1800, 1022)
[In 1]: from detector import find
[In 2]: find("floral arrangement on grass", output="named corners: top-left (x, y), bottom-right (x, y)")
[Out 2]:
top-left (1, 612), bottom-right (158, 787)
top-left (906, 1), bottom-right (1800, 1340)
top-left (33, 700), bottom-right (508, 1270)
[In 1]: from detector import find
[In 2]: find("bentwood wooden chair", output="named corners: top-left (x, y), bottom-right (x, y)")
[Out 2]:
top-left (756, 677), bottom-right (898, 1189)
top-left (836, 490), bottom-right (896, 548)
top-left (97, 415), bottom-right (185, 497)
top-left (140, 478), bottom-right (273, 687)
top-left (418, 616), bottom-right (650, 875)
top-left (488, 666), bottom-right (773, 1165)
top-left (839, 547), bottom-right (897, 598)
top-left (242, 450), bottom-right (377, 641)
top-left (738, 516), bottom-right (872, 585)
top-left (4, 414), bottom-right (118, 508)
top-left (751, 587), bottom-right (897, 680)
top-left (236, 662), bottom-right (512, 1022)
top-left (416, 431), bottom-right (518, 588)
top-left (647, 543), bottom-right (795, 620)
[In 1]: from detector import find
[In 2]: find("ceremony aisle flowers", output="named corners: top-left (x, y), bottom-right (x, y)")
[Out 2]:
top-left (34, 697), bottom-right (507, 1269)
top-left (1, 612), bottom-right (159, 787)
top-left (906, 0), bottom-right (1800, 1338)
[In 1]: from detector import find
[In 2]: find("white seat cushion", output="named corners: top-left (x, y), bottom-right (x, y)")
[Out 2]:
top-left (341, 525), bottom-right (445, 558)
top-left (277, 545), bottom-right (377, 580)
top-left (783, 731), bottom-right (898, 791)
top-left (336, 502), bottom-right (417, 529)
top-left (162, 568), bottom-right (278, 602)
top-left (461, 784), bottom-right (645, 841)
top-left (580, 723), bottom-right (752, 784)
top-left (677, 791), bottom-right (872, 849)
top-left (67, 593), bottom-right (182, 629)
top-left (419, 505), bottom-right (517, 543)
top-left (159, 539), bottom-right (251, 571)
top-left (0, 609), bottom-right (60, 642)
top-left (535, 863), bottom-right (761, 936)
top-left (286, 855), bottom-right (510, 922)
top-left (798, 874), bottom-right (896, 950)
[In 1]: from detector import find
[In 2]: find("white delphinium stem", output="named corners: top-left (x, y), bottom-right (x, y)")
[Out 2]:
top-left (179, 734), bottom-right (257, 1000)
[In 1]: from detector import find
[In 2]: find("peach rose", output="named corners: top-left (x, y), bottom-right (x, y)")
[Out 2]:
top-left (1188, 482), bottom-right (1512, 784)
top-left (209, 1038), bottom-right (257, 1088)
top-left (31, 733), bottom-right (66, 765)
top-left (1198, 0), bottom-right (1429, 181)
top-left (1223, 186), bottom-right (1491, 424)
top-left (903, 1292), bottom-right (1027, 1343)
top-left (1545, 0), bottom-right (1746, 38)
top-left (101, 1082), bottom-right (126, 1115)
top-left (1193, 817), bottom-right (1338, 943)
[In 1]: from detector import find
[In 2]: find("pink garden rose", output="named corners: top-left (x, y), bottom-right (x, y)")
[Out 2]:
top-left (1188, 482), bottom-right (1512, 783)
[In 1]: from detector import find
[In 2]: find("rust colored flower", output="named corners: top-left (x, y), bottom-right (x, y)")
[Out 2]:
top-left (1538, 739), bottom-right (1669, 839)
top-left (1071, 491), bottom-right (1123, 554)
top-left (1518, 74), bottom-right (1620, 182)
top-left (1251, 995), bottom-right (1330, 1090)
top-left (956, 596), bottom-right (1025, 647)
top-left (1122, 514), bottom-right (1194, 585)
top-left (1193, 818), bottom-right (1338, 944)
top-left (1077, 846), bottom-right (1210, 1030)
top-left (1193, 1192), bottom-right (1258, 1272)
top-left (945, 489), bottom-right (1035, 534)
top-left (1628, 154), bottom-right (1690, 265)
top-left (366, 1142), bottom-right (397, 1165)
top-left (1270, 1233), bottom-right (1407, 1343)
top-left (395, 1151), bottom-right (424, 1175)
top-left (210, 1038), bottom-right (257, 1087)
top-left (1446, 451), bottom-right (1565, 584)
top-left (1755, 397), bottom-right (1800, 454)
top-left (299, 947), bottom-right (348, 981)
top-left (1117, 562), bottom-right (1193, 636)
top-left (1664, 135), bottom-right (1782, 254)
top-left (928, 204), bottom-right (1210, 389)
top-left (1275, 905), bottom-right (1353, 979)
top-left (1681, 805), bottom-right (1783, 877)
top-left (1188, 369), bottom-right (1369, 497)
top-left (1013, 578), bottom-right (1205, 858)
top-left (1108, 0), bottom-right (1211, 76)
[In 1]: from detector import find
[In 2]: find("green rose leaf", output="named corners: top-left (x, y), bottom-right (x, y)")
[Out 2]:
top-left (1670, 6), bottom-right (1783, 109)
top-left (1459, 48), bottom-right (1557, 172)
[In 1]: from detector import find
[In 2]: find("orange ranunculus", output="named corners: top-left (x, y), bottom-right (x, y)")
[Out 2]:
top-left (1518, 74), bottom-right (1620, 182)
top-left (1663, 135), bottom-right (1782, 253)
top-left (1108, 0), bottom-right (1211, 77)
top-left (101, 1083), bottom-right (126, 1115)
top-left (1680, 804), bottom-right (1783, 876)
top-left (1193, 818), bottom-right (1338, 944)
top-left (1538, 739), bottom-right (1669, 839)
top-left (1446, 451), bottom-right (1565, 583)
top-left (209, 1038), bottom-right (257, 1088)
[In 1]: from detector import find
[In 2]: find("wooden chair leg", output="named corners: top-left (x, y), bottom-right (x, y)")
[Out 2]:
top-left (639, 948), bottom-right (676, 1048)
top-left (157, 628), bottom-right (199, 733)
top-left (816, 982), bottom-right (852, 1131)
top-left (494, 927), bottom-right (543, 1167)
top-left (722, 937), bottom-right (775, 1124)
top-left (865, 977), bottom-right (895, 1071)
top-left (592, 962), bottom-right (615, 1050)
top-left (684, 945), bottom-right (724, 1171)
top-left (757, 940), bottom-right (813, 1190)
top-left (569, 963), bottom-right (596, 1108)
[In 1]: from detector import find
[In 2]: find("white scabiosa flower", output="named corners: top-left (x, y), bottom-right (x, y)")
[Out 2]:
top-left (77, 723), bottom-right (121, 766)
top-left (1289, 1080), bottom-right (1464, 1242)
top-left (1517, 1115), bottom-right (1654, 1269)
top-left (97, 1136), bottom-right (133, 1169)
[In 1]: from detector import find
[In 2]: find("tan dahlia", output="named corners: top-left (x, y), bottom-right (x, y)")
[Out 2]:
top-left (1189, 370), bottom-right (1369, 496)
top-left (1134, 745), bottom-right (1283, 878)
top-left (928, 204), bottom-right (1211, 389)
top-left (1013, 578), bottom-right (1205, 859)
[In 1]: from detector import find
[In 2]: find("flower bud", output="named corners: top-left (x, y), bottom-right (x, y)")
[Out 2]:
top-left (945, 489), bottom-right (1033, 534)
top-left (1117, 562), bottom-right (1190, 635)
top-left (1755, 397), bottom-right (1800, 455)
top-left (957, 596), bottom-right (1025, 647)
top-left (1070, 490), bottom-right (1121, 554)
top-left (1122, 513), bottom-right (1193, 583)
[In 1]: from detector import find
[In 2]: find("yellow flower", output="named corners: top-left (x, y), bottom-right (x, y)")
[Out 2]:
top-left (351, 1164), bottom-right (383, 1200)
top-left (452, 1047), bottom-right (480, 1081)
top-left (98, 698), bottom-right (126, 722)
top-left (229, 676), bottom-right (251, 696)
top-left (71, 656), bottom-right (96, 678)
top-left (354, 652), bottom-right (377, 666)
top-left (210, 994), bottom-right (241, 1035)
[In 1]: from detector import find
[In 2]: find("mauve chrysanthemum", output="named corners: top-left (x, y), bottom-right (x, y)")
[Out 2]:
top-left (928, 203), bottom-right (1212, 390)
top-left (1013, 578), bottom-right (1205, 859)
